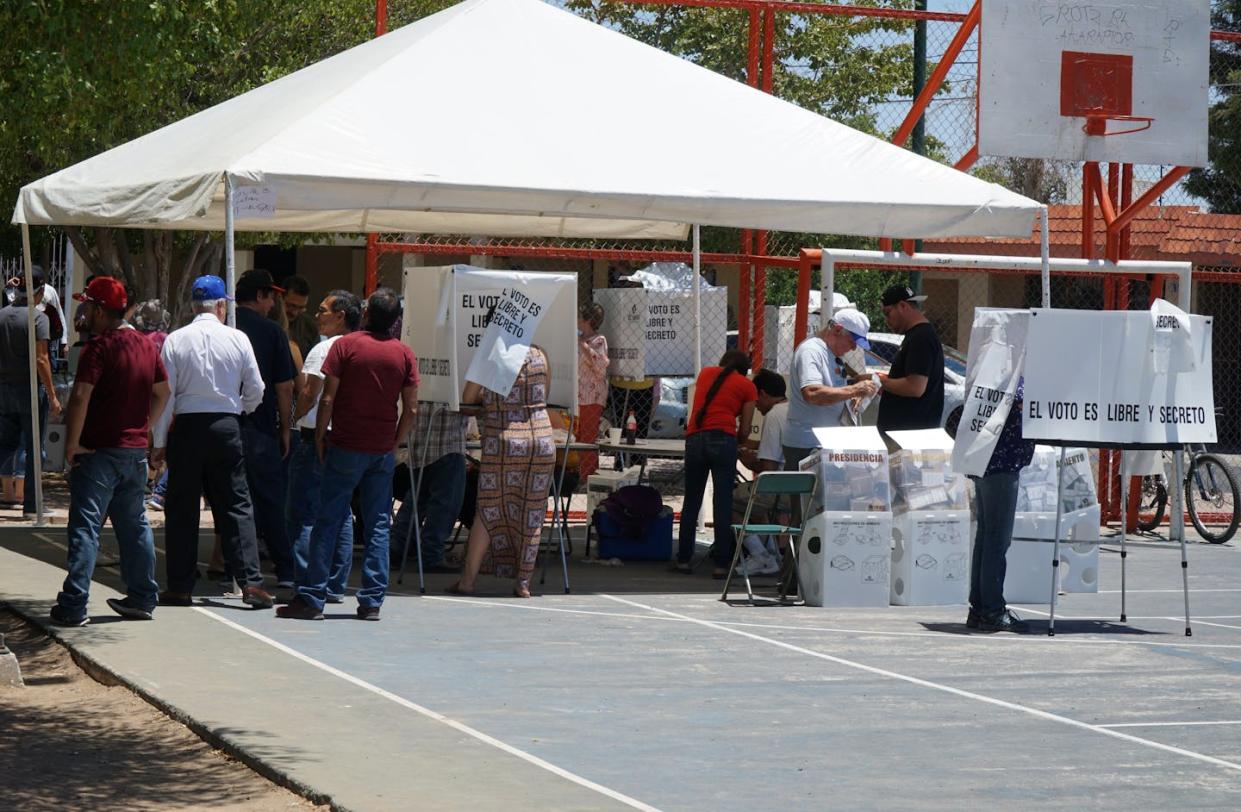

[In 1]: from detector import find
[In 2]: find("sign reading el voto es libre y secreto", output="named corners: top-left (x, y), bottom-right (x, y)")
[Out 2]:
top-left (1021, 305), bottom-right (1215, 446)
top-left (400, 264), bottom-right (577, 412)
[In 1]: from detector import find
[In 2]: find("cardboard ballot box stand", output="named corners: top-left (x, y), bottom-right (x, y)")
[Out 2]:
top-left (401, 263), bottom-right (579, 594)
top-left (798, 426), bottom-right (893, 607)
top-left (886, 429), bottom-right (971, 606)
top-left (1004, 446), bottom-right (1101, 603)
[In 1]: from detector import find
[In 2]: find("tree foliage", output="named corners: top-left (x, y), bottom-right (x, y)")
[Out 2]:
top-left (0, 1), bottom-right (452, 315)
top-left (1185, 1), bottom-right (1241, 212)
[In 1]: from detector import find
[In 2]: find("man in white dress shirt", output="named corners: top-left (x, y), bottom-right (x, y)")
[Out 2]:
top-left (151, 275), bottom-right (273, 609)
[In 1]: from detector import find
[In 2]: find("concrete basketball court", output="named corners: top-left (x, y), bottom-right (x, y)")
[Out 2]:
top-left (2, 524), bottom-right (1240, 811)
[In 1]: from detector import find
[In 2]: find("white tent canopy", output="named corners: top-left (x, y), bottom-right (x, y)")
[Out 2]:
top-left (13, 0), bottom-right (1040, 239)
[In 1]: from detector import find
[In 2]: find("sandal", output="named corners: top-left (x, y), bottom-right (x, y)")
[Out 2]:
top-left (513, 581), bottom-right (531, 599)
top-left (445, 581), bottom-right (474, 596)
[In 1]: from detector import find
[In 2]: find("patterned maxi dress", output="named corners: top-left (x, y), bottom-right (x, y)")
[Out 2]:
top-left (477, 346), bottom-right (556, 583)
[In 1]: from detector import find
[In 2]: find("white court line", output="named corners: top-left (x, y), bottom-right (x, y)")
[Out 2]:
top-left (422, 595), bottom-right (1241, 651)
top-left (599, 594), bottom-right (1241, 775)
top-left (192, 607), bottom-right (660, 812)
top-left (1170, 618), bottom-right (1241, 631)
top-left (1099, 588), bottom-right (1241, 593)
top-left (1098, 720), bottom-right (1241, 729)
top-left (1017, 607), bottom-right (1241, 634)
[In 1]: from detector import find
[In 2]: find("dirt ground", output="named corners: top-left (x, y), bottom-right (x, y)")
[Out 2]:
top-left (0, 609), bottom-right (325, 812)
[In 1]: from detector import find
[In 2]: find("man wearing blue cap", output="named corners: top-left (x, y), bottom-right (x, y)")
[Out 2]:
top-left (151, 275), bottom-right (274, 609)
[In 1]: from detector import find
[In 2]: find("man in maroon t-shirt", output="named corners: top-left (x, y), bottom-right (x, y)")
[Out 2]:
top-left (50, 277), bottom-right (171, 626)
top-left (279, 287), bottom-right (418, 621)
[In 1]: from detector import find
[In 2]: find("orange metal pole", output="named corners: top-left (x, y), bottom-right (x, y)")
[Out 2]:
top-left (375, 0), bottom-right (387, 35)
top-left (1110, 166), bottom-right (1191, 235)
top-left (1120, 163), bottom-right (1134, 259)
top-left (953, 144), bottom-right (979, 172)
top-left (1081, 169), bottom-right (1095, 260)
top-left (892, 1), bottom-right (981, 147)
top-left (1106, 162), bottom-right (1121, 262)
top-left (794, 249), bottom-right (814, 345)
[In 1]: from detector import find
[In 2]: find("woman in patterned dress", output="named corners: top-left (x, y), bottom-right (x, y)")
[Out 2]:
top-left (448, 345), bottom-right (556, 598)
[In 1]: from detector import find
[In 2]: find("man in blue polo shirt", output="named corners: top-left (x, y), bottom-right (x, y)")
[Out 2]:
top-left (234, 269), bottom-right (297, 588)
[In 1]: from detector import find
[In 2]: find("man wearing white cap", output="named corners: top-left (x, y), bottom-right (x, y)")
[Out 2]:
top-left (782, 308), bottom-right (879, 473)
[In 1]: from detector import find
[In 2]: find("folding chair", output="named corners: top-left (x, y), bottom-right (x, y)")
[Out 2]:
top-left (720, 471), bottom-right (817, 605)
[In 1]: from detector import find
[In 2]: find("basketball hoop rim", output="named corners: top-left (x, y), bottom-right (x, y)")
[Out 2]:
top-left (1082, 114), bottom-right (1155, 137)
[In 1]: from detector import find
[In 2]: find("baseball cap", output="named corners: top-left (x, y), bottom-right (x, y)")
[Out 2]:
top-left (191, 275), bottom-right (231, 302)
top-left (833, 307), bottom-right (871, 350)
top-left (73, 276), bottom-right (128, 311)
top-left (881, 284), bottom-right (928, 308)
top-left (236, 269), bottom-right (285, 297)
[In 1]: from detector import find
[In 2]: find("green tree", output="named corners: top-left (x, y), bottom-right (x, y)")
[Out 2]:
top-left (972, 158), bottom-right (1073, 205)
top-left (1185, 1), bottom-right (1241, 212)
top-left (0, 1), bottom-right (452, 312)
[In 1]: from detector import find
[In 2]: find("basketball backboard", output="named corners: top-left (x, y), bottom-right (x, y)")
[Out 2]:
top-left (978, 0), bottom-right (1210, 167)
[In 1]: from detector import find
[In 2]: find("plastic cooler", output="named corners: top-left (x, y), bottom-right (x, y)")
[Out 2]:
top-left (594, 508), bottom-right (675, 561)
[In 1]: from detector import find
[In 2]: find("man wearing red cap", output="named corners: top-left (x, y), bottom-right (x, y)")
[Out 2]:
top-left (49, 278), bottom-right (170, 626)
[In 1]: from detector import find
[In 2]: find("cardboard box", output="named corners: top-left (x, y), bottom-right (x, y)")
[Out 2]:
top-left (799, 510), bottom-right (892, 607)
top-left (885, 428), bottom-right (969, 516)
top-left (1003, 504), bottom-right (1101, 603)
top-left (800, 427), bottom-right (891, 517)
top-left (890, 510), bottom-right (971, 606)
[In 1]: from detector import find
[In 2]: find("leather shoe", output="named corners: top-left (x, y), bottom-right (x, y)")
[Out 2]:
top-left (158, 590), bottom-right (194, 607)
top-left (242, 585), bottom-right (275, 609)
top-left (978, 609), bottom-right (1029, 634)
top-left (356, 604), bottom-right (381, 621)
top-left (966, 609), bottom-right (980, 629)
top-left (276, 596), bottom-right (323, 620)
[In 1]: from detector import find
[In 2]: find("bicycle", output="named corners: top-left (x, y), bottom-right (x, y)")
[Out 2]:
top-left (1135, 443), bottom-right (1240, 544)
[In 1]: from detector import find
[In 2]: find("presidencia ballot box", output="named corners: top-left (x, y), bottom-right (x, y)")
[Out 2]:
top-left (1003, 446), bottom-right (1101, 602)
top-left (885, 429), bottom-right (971, 606)
top-left (797, 426), bottom-right (893, 607)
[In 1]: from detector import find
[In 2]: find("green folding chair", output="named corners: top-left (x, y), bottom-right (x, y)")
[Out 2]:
top-left (720, 471), bottom-right (818, 605)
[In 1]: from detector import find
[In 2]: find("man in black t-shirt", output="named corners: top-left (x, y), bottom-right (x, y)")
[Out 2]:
top-left (876, 284), bottom-right (944, 431)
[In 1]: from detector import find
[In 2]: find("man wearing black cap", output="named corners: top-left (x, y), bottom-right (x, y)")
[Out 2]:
top-left (234, 269), bottom-right (297, 589)
top-left (876, 284), bottom-right (944, 432)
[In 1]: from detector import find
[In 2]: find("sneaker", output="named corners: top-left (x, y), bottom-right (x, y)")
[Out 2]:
top-left (145, 497), bottom-right (164, 511)
top-left (356, 604), bottom-right (381, 621)
top-left (326, 593), bottom-right (345, 605)
top-left (276, 596), bottom-right (323, 620)
top-left (49, 604), bottom-right (89, 627)
top-left (735, 554), bottom-right (781, 577)
top-left (106, 597), bottom-right (154, 621)
top-left (978, 610), bottom-right (1029, 634)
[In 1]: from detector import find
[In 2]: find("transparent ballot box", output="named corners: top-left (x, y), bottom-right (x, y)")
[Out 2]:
top-left (1017, 446), bottom-right (1097, 514)
top-left (885, 429), bottom-right (969, 516)
top-left (798, 426), bottom-right (891, 517)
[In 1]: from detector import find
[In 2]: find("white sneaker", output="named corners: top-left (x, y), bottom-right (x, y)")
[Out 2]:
top-left (735, 554), bottom-right (781, 577)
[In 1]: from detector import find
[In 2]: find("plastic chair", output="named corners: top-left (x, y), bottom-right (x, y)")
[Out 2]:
top-left (720, 471), bottom-right (817, 605)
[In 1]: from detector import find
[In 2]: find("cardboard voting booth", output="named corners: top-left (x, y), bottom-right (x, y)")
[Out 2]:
top-left (594, 263), bottom-right (727, 377)
top-left (798, 427), bottom-right (892, 607)
top-left (401, 264), bottom-right (578, 413)
top-left (887, 429), bottom-right (970, 606)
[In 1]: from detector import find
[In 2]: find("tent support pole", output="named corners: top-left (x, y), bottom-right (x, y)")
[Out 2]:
top-left (692, 224), bottom-right (702, 374)
top-left (21, 225), bottom-right (45, 524)
top-left (224, 175), bottom-right (237, 327)
top-left (1040, 206), bottom-right (1051, 308)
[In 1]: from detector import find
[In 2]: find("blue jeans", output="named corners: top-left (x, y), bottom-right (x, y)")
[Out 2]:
top-left (286, 437), bottom-right (354, 599)
top-left (969, 471), bottom-right (1020, 620)
top-left (0, 384), bottom-right (48, 513)
top-left (678, 430), bottom-right (738, 567)
top-left (57, 448), bottom-right (159, 617)
top-left (392, 453), bottom-right (466, 568)
top-left (297, 445), bottom-right (393, 611)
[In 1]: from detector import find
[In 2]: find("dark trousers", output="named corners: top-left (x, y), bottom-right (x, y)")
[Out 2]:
top-left (242, 422), bottom-right (293, 582)
top-left (677, 430), bottom-right (738, 567)
top-left (392, 453), bottom-right (467, 567)
top-left (165, 413), bottom-right (262, 592)
top-left (969, 471), bottom-right (1020, 620)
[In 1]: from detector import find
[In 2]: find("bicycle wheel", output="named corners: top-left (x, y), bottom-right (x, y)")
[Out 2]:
top-left (1185, 454), bottom-right (1240, 544)
top-left (1135, 475), bottom-right (1167, 532)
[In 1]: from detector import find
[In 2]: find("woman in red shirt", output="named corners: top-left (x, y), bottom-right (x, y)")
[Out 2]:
top-left (675, 350), bottom-right (756, 578)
